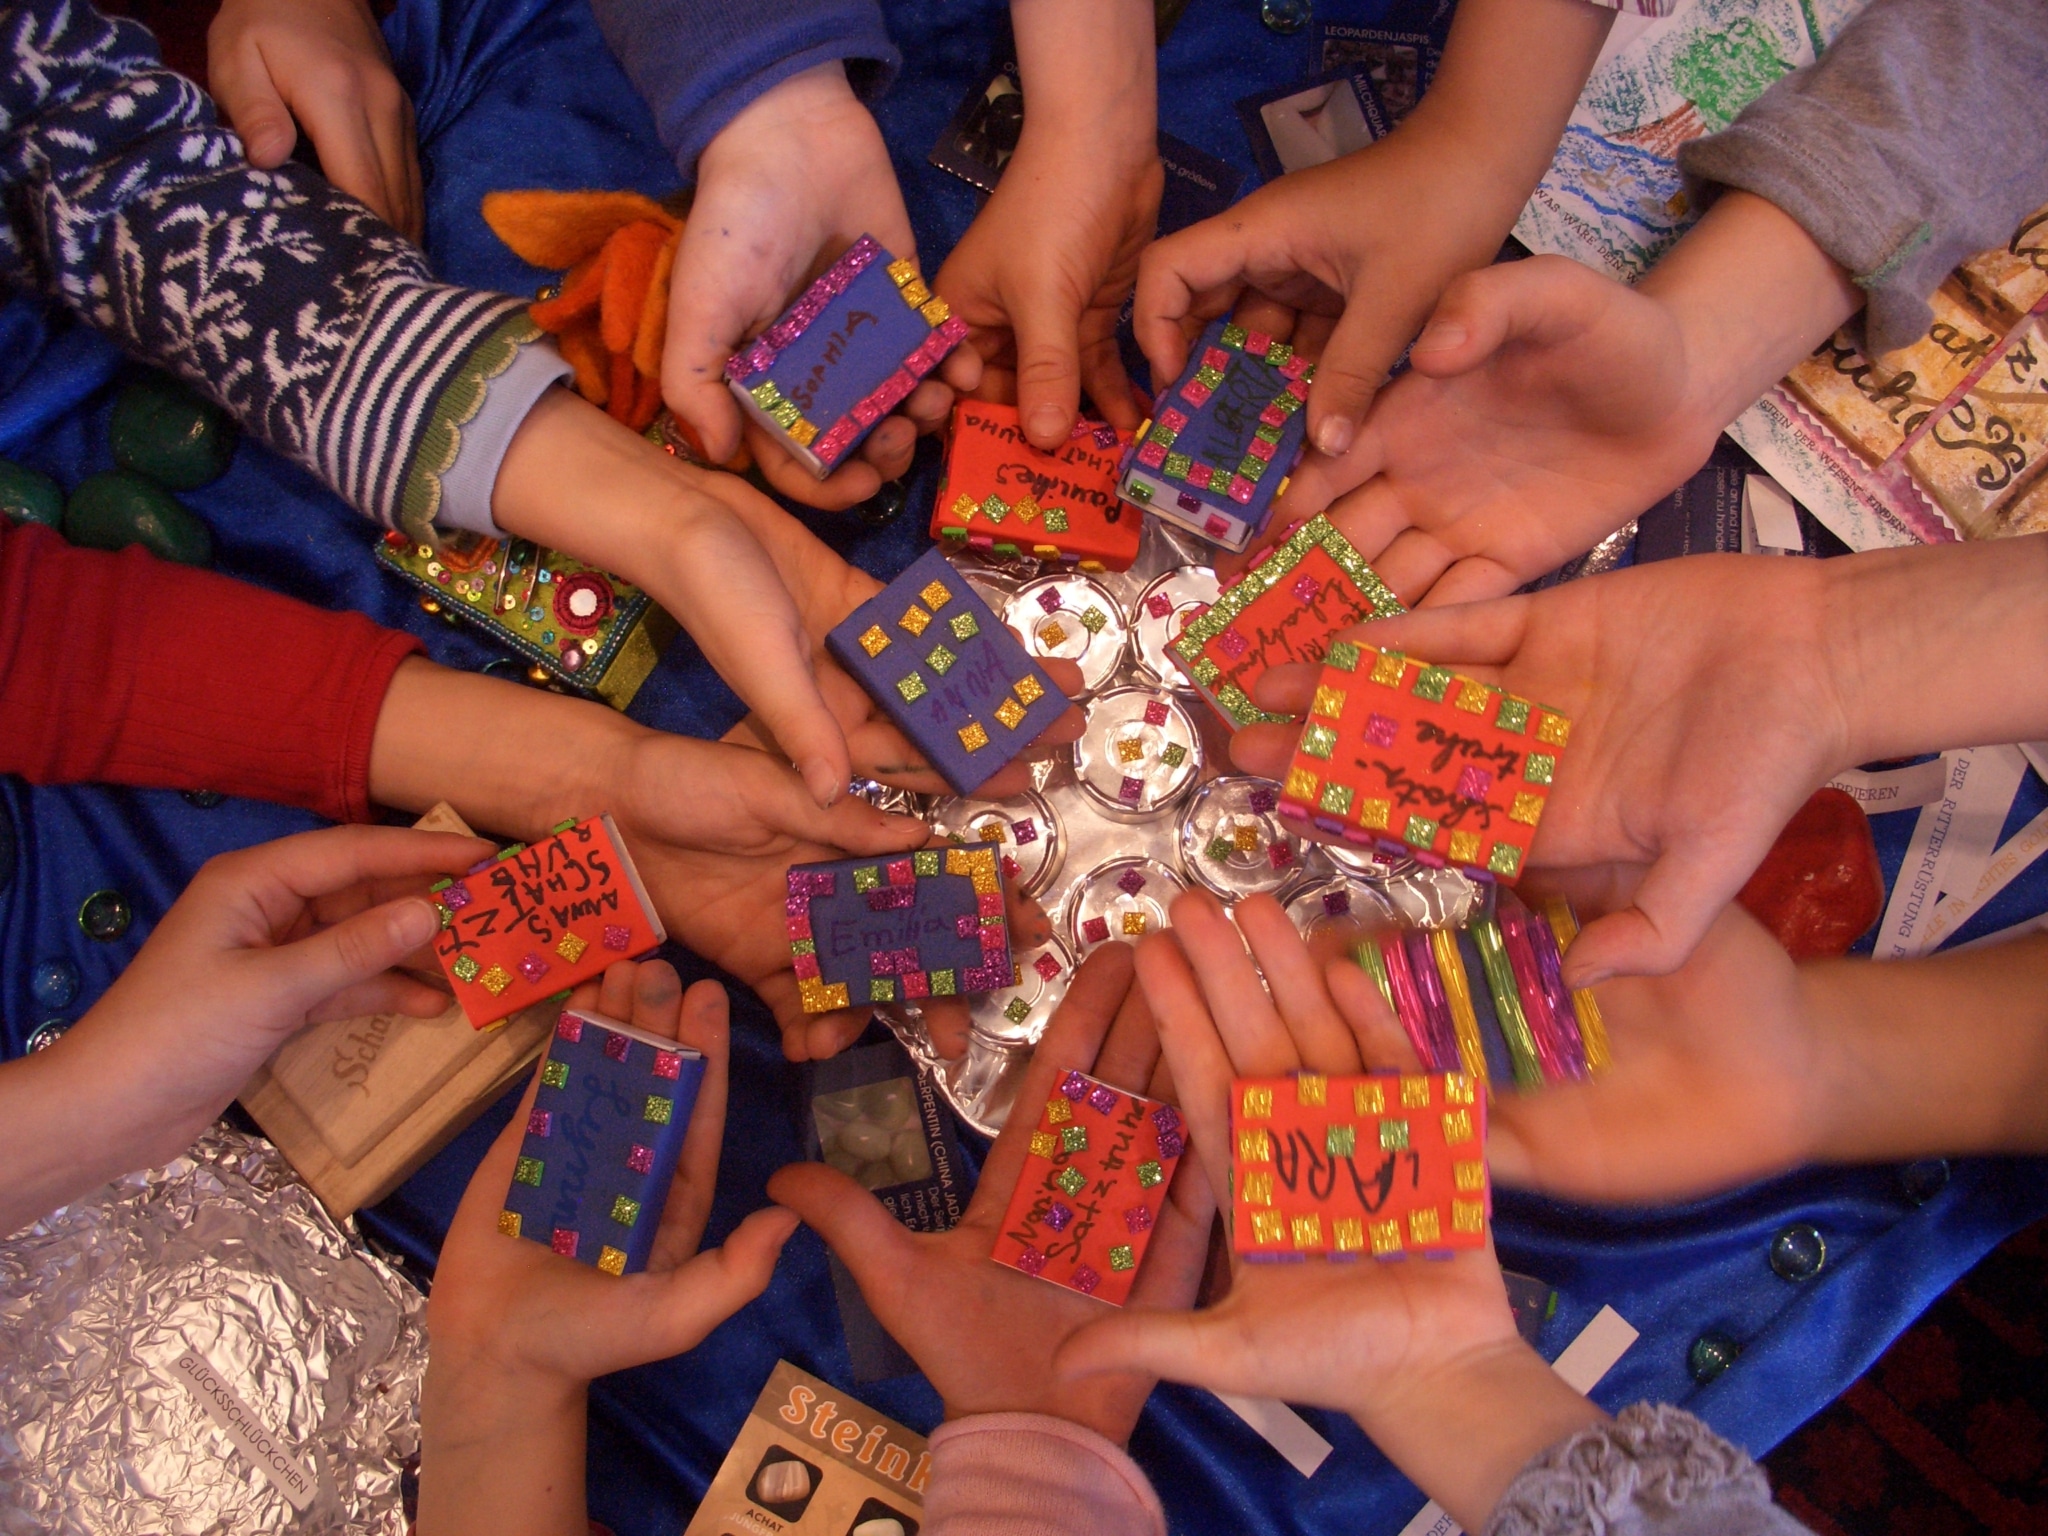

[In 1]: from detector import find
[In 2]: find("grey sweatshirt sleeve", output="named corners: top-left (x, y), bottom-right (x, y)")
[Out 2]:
top-left (1678, 0), bottom-right (2048, 356)
top-left (1484, 1404), bottom-right (1814, 1536)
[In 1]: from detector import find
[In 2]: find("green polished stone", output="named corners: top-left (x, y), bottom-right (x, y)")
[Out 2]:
top-left (65, 470), bottom-right (214, 566)
top-left (0, 459), bottom-right (64, 528)
top-left (110, 372), bottom-right (237, 489)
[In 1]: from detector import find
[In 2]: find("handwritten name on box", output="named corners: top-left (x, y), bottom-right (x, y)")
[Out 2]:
top-left (933, 400), bottom-right (1139, 570)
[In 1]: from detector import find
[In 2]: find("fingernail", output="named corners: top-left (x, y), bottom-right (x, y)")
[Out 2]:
top-left (1027, 405), bottom-right (1066, 445)
top-left (1567, 967), bottom-right (1610, 990)
top-left (1314, 416), bottom-right (1355, 457)
top-left (1413, 320), bottom-right (1467, 354)
top-left (801, 759), bottom-right (842, 808)
top-left (392, 899), bottom-right (439, 949)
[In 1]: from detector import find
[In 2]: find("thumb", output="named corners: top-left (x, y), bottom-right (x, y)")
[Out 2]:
top-left (258, 895), bottom-right (442, 1018)
top-left (1404, 257), bottom-right (1607, 381)
top-left (1560, 844), bottom-right (1751, 987)
top-left (647, 1206), bottom-right (803, 1352)
top-left (726, 629), bottom-right (852, 810)
top-left (661, 235), bottom-right (754, 462)
top-left (767, 1162), bottom-right (922, 1286)
top-left (210, 45), bottom-right (297, 169)
top-left (1010, 280), bottom-right (1085, 451)
top-left (1055, 1308), bottom-right (1239, 1394)
top-left (1302, 292), bottom-right (1411, 460)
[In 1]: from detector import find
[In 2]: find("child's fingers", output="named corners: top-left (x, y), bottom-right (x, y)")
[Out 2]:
top-left (1300, 282), bottom-right (1411, 460)
top-left (258, 894), bottom-right (444, 1021)
top-left (1007, 277), bottom-right (1088, 450)
top-left (660, 978), bottom-right (729, 1259)
top-left (1341, 600), bottom-right (1535, 681)
top-left (1327, 954), bottom-right (1420, 1073)
top-left (1132, 220), bottom-right (1247, 384)
top-left (305, 971), bottom-right (450, 1025)
top-left (1417, 553), bottom-right (1526, 609)
top-left (1247, 661), bottom-right (1317, 717)
top-left (1225, 719), bottom-right (1297, 783)
top-left (208, 38), bottom-right (297, 167)
top-left (766, 1163), bottom-right (921, 1283)
top-left (1563, 847), bottom-right (1753, 989)
top-left (741, 420), bottom-right (887, 511)
top-left (1162, 891), bottom-right (1295, 1075)
top-left (1078, 319), bottom-right (1141, 434)
top-left (1368, 527), bottom-right (1459, 607)
top-left (660, 239), bottom-right (756, 462)
top-left (1234, 895), bottom-right (1361, 1074)
top-left (1055, 1306), bottom-right (1245, 1394)
top-left (1131, 931), bottom-right (1248, 1190)
top-left (1404, 258), bottom-right (1607, 381)
top-left (217, 826), bottom-right (493, 932)
top-left (1092, 967), bottom-right (1163, 1099)
top-left (644, 1206), bottom-right (802, 1354)
top-left (596, 960), bottom-right (640, 1022)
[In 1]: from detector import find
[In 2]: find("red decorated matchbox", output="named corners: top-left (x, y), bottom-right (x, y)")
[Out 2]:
top-left (1231, 1071), bottom-right (1488, 1258)
top-left (932, 400), bottom-right (1141, 570)
top-left (430, 814), bottom-right (665, 1028)
top-left (991, 1069), bottom-right (1184, 1305)
top-left (1278, 641), bottom-right (1568, 882)
top-left (1168, 513), bottom-right (1403, 729)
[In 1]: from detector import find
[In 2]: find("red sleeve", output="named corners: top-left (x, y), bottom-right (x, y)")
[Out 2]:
top-left (0, 520), bottom-right (423, 823)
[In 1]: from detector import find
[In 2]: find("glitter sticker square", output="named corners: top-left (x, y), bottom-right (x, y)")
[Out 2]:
top-left (899, 605), bottom-right (931, 636)
top-left (897, 671), bottom-right (928, 702)
top-left (995, 698), bottom-right (1027, 729)
top-left (926, 643), bottom-right (957, 675)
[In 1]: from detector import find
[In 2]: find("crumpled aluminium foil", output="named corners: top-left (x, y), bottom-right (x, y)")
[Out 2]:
top-left (0, 1127), bottom-right (424, 1535)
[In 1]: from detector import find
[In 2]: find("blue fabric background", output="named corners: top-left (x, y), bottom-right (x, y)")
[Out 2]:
top-left (3, 2), bottom-right (2046, 1532)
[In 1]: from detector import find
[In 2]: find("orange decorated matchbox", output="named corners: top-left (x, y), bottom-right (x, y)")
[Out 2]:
top-left (430, 814), bottom-right (665, 1029)
top-left (1231, 1071), bottom-right (1488, 1259)
top-left (933, 401), bottom-right (1140, 570)
top-left (1277, 641), bottom-right (1568, 882)
top-left (990, 1069), bottom-right (1184, 1305)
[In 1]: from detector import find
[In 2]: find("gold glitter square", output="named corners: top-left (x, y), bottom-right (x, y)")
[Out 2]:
top-left (1447, 830), bottom-right (1481, 864)
top-left (1030, 1130), bottom-right (1058, 1158)
top-left (1295, 1074), bottom-right (1327, 1107)
top-left (858, 625), bottom-right (890, 657)
top-left (899, 277), bottom-right (931, 308)
top-left (899, 604), bottom-right (931, 636)
top-left (788, 418), bottom-right (818, 448)
top-left (597, 1246), bottom-right (627, 1276)
top-left (1444, 1074), bottom-right (1476, 1105)
top-left (1369, 650), bottom-right (1406, 686)
top-left (1241, 1085), bottom-right (1274, 1119)
top-left (959, 722), bottom-right (990, 752)
top-left (497, 1210), bottom-right (521, 1238)
top-left (1251, 1210), bottom-right (1287, 1245)
top-left (556, 931), bottom-right (588, 963)
top-left (1039, 620), bottom-right (1068, 648)
top-left (1311, 685), bottom-right (1347, 718)
top-left (1368, 1218), bottom-right (1403, 1255)
top-left (886, 257), bottom-right (918, 286)
top-left (1238, 1128), bottom-right (1271, 1162)
top-left (1442, 1108), bottom-right (1475, 1145)
top-left (1356, 797), bottom-right (1391, 831)
top-left (920, 297), bottom-right (951, 326)
top-left (1013, 674), bottom-right (1044, 705)
top-left (1013, 495), bottom-right (1041, 523)
top-left (1409, 1208), bottom-right (1442, 1244)
top-left (1509, 792), bottom-right (1546, 826)
top-left (1122, 911), bottom-right (1147, 936)
top-left (950, 495), bottom-right (977, 521)
top-left (1240, 1169), bottom-right (1274, 1205)
top-left (1284, 766), bottom-right (1320, 803)
top-left (480, 964), bottom-right (512, 995)
top-left (1116, 737), bottom-right (1144, 764)
top-left (1233, 824), bottom-right (1260, 853)
top-left (920, 578), bottom-right (953, 611)
top-left (1455, 678), bottom-right (1492, 713)
top-left (1291, 1214), bottom-right (1323, 1249)
top-left (1455, 1159), bottom-right (1486, 1191)
top-left (1536, 712), bottom-right (1570, 747)
top-left (1354, 1080), bottom-right (1384, 1115)
top-left (1400, 1075), bottom-right (1432, 1109)
top-left (946, 848), bottom-right (972, 874)
top-left (1332, 1216), bottom-right (1365, 1252)
top-left (994, 698), bottom-right (1026, 729)
top-left (1047, 1097), bottom-right (1072, 1124)
top-left (1452, 1199), bottom-right (1485, 1234)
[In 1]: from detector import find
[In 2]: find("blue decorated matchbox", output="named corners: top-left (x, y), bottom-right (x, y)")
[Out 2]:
top-left (499, 1008), bottom-right (706, 1275)
top-left (725, 235), bottom-right (969, 477)
top-left (787, 842), bottom-right (1013, 1014)
top-left (825, 547), bottom-right (1066, 794)
top-left (1116, 316), bottom-right (1314, 551)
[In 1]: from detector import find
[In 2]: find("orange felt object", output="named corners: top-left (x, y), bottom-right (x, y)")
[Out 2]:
top-left (481, 189), bottom-right (678, 270)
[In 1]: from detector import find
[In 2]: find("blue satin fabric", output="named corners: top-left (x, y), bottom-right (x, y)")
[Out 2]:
top-left (3, 2), bottom-right (2046, 1533)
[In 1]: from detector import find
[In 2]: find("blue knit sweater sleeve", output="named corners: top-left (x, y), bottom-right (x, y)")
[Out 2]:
top-left (0, 0), bottom-right (552, 542)
top-left (588, 0), bottom-right (900, 174)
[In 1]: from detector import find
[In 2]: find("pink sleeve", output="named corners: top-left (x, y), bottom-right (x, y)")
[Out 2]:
top-left (923, 1414), bottom-right (1165, 1536)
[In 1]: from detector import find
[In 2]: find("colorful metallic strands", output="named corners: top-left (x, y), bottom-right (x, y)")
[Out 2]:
top-left (1277, 641), bottom-right (1569, 882)
top-left (1169, 514), bottom-right (1404, 729)
top-left (1230, 1070), bottom-right (1487, 1259)
top-left (1354, 894), bottom-right (1600, 1091)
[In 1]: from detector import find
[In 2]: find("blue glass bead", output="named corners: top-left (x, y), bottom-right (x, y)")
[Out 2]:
top-left (78, 889), bottom-right (133, 941)
top-left (31, 958), bottom-right (79, 1009)
top-left (1899, 1159), bottom-right (1950, 1205)
top-left (1260, 0), bottom-right (1311, 34)
top-left (1688, 1330), bottom-right (1741, 1384)
top-left (527, 606), bottom-right (544, 623)
top-left (26, 1019), bottom-right (69, 1053)
top-left (182, 789), bottom-right (226, 809)
top-left (1769, 1223), bottom-right (1826, 1281)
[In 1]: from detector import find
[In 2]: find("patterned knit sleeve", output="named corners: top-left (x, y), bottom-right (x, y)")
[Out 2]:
top-left (0, 0), bottom-right (550, 543)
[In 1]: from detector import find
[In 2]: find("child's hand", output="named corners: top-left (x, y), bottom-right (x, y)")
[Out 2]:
top-left (766, 943), bottom-right (1213, 1441)
top-left (1058, 891), bottom-right (1603, 1533)
top-left (936, 0), bottom-right (1159, 449)
top-left (663, 63), bottom-right (971, 508)
top-left (0, 825), bottom-right (488, 1236)
top-left (420, 961), bottom-right (799, 1536)
top-left (208, 0), bottom-right (422, 241)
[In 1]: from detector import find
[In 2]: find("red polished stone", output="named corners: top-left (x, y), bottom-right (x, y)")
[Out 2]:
top-left (1738, 788), bottom-right (1883, 960)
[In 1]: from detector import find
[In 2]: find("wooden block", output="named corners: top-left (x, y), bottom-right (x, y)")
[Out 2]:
top-left (238, 802), bottom-right (558, 1216)
top-left (1906, 319), bottom-right (2048, 537)
top-left (1231, 1071), bottom-right (1487, 1258)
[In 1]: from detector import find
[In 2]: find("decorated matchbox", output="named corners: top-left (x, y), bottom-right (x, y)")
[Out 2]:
top-left (499, 1008), bottom-right (706, 1276)
top-left (785, 843), bottom-right (1013, 1014)
top-left (430, 814), bottom-right (666, 1029)
top-left (1169, 513), bottom-right (1402, 728)
top-left (932, 400), bottom-right (1141, 570)
top-left (990, 1069), bottom-right (1184, 1305)
top-left (1277, 641), bottom-right (1567, 882)
top-left (825, 547), bottom-right (1066, 794)
top-left (1231, 1071), bottom-right (1487, 1259)
top-left (724, 235), bottom-right (968, 477)
top-left (1117, 316), bottom-right (1313, 551)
